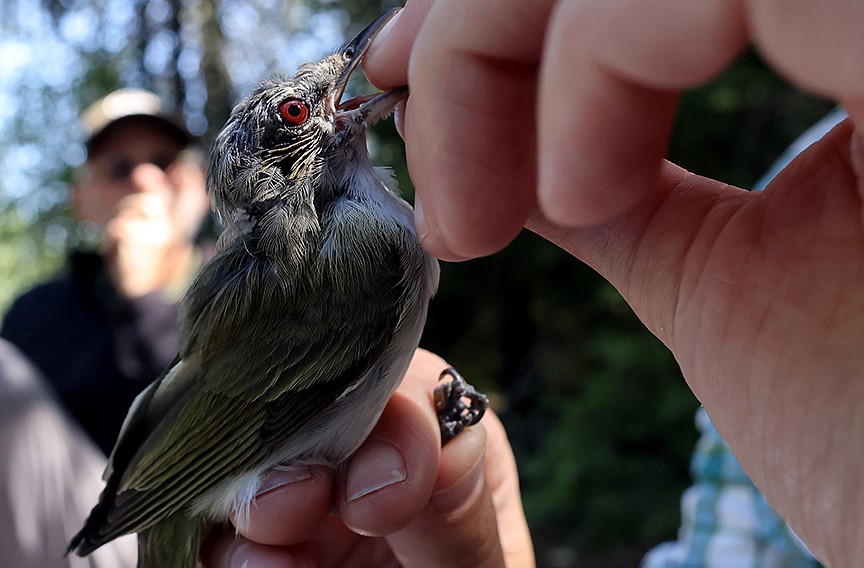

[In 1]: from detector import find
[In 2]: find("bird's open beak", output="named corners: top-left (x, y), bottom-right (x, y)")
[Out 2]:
top-left (334, 8), bottom-right (400, 111)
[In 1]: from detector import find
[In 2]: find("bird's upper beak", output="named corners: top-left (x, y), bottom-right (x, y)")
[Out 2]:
top-left (333, 8), bottom-right (400, 111)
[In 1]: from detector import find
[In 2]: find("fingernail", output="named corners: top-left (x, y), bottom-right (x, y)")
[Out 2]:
top-left (346, 442), bottom-right (407, 502)
top-left (430, 450), bottom-right (485, 516)
top-left (413, 192), bottom-right (428, 241)
top-left (372, 7), bottom-right (401, 47)
top-left (393, 98), bottom-right (406, 139)
top-left (413, 193), bottom-right (475, 261)
top-left (365, 8), bottom-right (401, 67)
top-left (256, 465), bottom-right (312, 497)
top-left (230, 542), bottom-right (308, 568)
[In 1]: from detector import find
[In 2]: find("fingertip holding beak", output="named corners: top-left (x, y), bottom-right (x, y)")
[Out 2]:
top-left (334, 8), bottom-right (403, 104)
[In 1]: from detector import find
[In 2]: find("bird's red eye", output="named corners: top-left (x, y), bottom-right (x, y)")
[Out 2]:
top-left (279, 99), bottom-right (309, 125)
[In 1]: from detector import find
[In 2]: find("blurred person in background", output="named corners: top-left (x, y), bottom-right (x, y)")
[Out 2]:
top-left (0, 88), bottom-right (211, 454)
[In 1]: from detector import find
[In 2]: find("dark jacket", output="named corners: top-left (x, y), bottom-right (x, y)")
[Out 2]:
top-left (1, 251), bottom-right (180, 454)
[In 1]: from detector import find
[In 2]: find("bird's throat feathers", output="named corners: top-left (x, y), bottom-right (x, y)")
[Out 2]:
top-left (213, 155), bottom-right (408, 294)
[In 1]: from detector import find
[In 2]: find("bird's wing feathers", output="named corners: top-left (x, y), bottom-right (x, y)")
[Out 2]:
top-left (72, 224), bottom-right (419, 552)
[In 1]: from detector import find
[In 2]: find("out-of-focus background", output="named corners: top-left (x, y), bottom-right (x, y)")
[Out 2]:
top-left (0, 1), bottom-right (835, 566)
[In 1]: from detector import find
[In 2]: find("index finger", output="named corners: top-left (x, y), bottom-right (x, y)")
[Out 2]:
top-left (367, 0), bottom-right (557, 261)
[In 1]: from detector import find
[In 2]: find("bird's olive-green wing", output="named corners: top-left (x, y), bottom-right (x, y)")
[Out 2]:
top-left (70, 236), bottom-right (413, 553)
top-left (98, 345), bottom-right (387, 544)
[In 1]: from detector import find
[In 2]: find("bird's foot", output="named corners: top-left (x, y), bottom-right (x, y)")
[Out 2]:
top-left (434, 367), bottom-right (489, 446)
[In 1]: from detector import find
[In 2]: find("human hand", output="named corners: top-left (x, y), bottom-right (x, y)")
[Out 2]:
top-left (199, 349), bottom-right (534, 568)
top-left (365, 2), bottom-right (864, 565)
top-left (103, 170), bottom-right (180, 298)
top-left (365, 0), bottom-right (864, 260)
top-left (103, 156), bottom-right (207, 297)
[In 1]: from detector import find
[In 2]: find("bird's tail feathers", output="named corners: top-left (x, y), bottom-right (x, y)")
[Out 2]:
top-left (137, 513), bottom-right (205, 568)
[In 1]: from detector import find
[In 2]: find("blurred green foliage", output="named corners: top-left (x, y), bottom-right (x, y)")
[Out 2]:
top-left (0, 205), bottom-right (67, 312)
top-left (0, 2), bottom-right (836, 566)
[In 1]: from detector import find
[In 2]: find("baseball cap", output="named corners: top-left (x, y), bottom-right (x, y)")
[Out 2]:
top-left (80, 88), bottom-right (191, 156)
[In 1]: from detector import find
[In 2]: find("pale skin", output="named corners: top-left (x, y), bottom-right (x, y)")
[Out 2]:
top-left (73, 122), bottom-right (209, 298)
top-left (207, 1), bottom-right (864, 566)
top-left (200, 349), bottom-right (534, 568)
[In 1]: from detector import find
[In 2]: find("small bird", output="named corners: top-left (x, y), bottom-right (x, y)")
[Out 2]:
top-left (67, 10), bottom-right (486, 567)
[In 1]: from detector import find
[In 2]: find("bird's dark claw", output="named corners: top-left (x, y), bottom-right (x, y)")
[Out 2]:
top-left (434, 367), bottom-right (489, 446)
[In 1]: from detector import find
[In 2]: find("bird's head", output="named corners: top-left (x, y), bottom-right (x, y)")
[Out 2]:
top-left (207, 9), bottom-right (405, 229)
